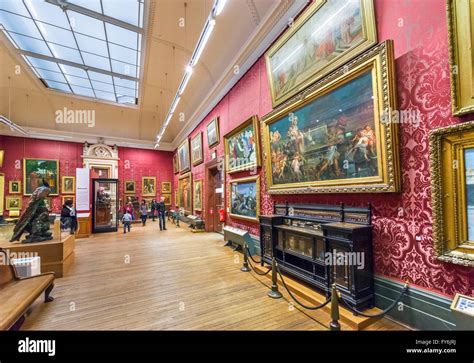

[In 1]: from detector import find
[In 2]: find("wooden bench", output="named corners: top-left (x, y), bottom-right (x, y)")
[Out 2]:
top-left (0, 248), bottom-right (55, 330)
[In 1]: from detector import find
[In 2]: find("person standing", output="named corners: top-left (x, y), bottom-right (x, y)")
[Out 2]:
top-left (122, 210), bottom-right (132, 233)
top-left (157, 196), bottom-right (167, 231)
top-left (140, 200), bottom-right (148, 226)
top-left (60, 199), bottom-right (77, 235)
top-left (151, 199), bottom-right (158, 222)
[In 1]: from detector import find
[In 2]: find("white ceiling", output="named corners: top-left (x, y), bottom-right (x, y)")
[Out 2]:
top-left (0, 0), bottom-right (306, 150)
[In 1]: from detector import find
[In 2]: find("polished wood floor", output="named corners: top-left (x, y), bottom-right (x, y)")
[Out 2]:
top-left (22, 221), bottom-right (407, 330)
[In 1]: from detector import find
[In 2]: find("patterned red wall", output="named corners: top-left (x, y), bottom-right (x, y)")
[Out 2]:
top-left (0, 135), bottom-right (174, 213)
top-left (174, 0), bottom-right (474, 297)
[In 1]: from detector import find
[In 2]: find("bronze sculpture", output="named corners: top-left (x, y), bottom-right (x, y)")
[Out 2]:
top-left (10, 180), bottom-right (53, 243)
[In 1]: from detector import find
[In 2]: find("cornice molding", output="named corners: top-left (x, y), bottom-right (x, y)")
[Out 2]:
top-left (170, 0), bottom-right (308, 150)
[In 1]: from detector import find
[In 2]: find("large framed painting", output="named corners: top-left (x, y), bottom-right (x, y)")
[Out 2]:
top-left (142, 177), bottom-right (156, 196)
top-left (178, 172), bottom-right (192, 214)
top-left (193, 179), bottom-right (203, 212)
top-left (447, 0), bottom-right (474, 115)
top-left (23, 158), bottom-right (59, 195)
top-left (430, 121), bottom-right (474, 267)
top-left (62, 176), bottom-right (76, 194)
top-left (206, 117), bottom-right (220, 148)
top-left (262, 40), bottom-right (399, 194)
top-left (224, 115), bottom-right (261, 174)
top-left (265, 0), bottom-right (377, 107)
top-left (229, 176), bottom-right (260, 222)
top-left (178, 139), bottom-right (191, 173)
top-left (124, 180), bottom-right (135, 194)
top-left (173, 153), bottom-right (179, 174)
top-left (191, 132), bottom-right (203, 166)
top-left (9, 180), bottom-right (21, 194)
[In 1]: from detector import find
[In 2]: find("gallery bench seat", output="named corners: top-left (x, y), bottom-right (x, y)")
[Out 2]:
top-left (0, 248), bottom-right (55, 331)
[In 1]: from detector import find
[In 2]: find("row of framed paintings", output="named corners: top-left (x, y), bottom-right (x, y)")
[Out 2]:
top-left (124, 179), bottom-right (171, 196)
top-left (174, 117), bottom-right (220, 174)
top-left (5, 195), bottom-right (76, 211)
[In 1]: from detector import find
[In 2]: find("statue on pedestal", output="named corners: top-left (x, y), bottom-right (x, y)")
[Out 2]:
top-left (10, 180), bottom-right (53, 243)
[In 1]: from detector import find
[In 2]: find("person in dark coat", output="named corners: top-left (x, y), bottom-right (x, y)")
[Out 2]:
top-left (157, 196), bottom-right (167, 231)
top-left (60, 199), bottom-right (77, 235)
top-left (150, 199), bottom-right (158, 222)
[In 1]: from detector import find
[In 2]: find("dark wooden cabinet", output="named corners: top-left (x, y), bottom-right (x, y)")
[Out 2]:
top-left (259, 203), bottom-right (373, 310)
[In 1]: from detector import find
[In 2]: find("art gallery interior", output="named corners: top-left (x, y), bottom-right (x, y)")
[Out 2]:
top-left (0, 0), bottom-right (473, 336)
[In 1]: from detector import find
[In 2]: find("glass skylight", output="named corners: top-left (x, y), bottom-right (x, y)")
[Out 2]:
top-left (0, 0), bottom-right (144, 105)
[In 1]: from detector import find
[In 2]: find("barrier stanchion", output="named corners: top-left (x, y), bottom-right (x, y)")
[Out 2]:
top-left (240, 244), bottom-right (250, 272)
top-left (267, 258), bottom-right (282, 299)
top-left (329, 284), bottom-right (341, 331)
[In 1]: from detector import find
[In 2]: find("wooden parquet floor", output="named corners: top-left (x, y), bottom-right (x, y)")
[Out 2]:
top-left (22, 222), bottom-right (407, 330)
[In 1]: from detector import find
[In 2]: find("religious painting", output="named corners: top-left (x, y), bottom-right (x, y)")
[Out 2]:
top-left (5, 196), bottom-right (21, 210)
top-left (193, 179), bottom-right (203, 212)
top-left (206, 117), bottom-right (220, 148)
top-left (9, 180), bottom-right (21, 194)
top-left (265, 0), bottom-right (377, 107)
top-left (62, 176), bottom-right (76, 194)
top-left (23, 158), bottom-right (59, 195)
top-left (430, 121), bottom-right (474, 267)
top-left (124, 180), bottom-right (135, 194)
top-left (262, 40), bottom-right (399, 194)
top-left (161, 181), bottom-right (171, 193)
top-left (224, 115), bottom-right (261, 174)
top-left (173, 153), bottom-right (179, 174)
top-left (191, 132), bottom-right (203, 166)
top-left (61, 195), bottom-right (75, 206)
top-left (163, 194), bottom-right (172, 206)
top-left (229, 176), bottom-right (260, 222)
top-left (142, 177), bottom-right (156, 196)
top-left (178, 173), bottom-right (192, 214)
top-left (178, 139), bottom-right (191, 173)
top-left (447, 0), bottom-right (474, 115)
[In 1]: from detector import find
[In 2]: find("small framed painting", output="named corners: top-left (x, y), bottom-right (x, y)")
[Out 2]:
top-left (61, 195), bottom-right (75, 206)
top-left (173, 154), bottom-right (179, 174)
top-left (161, 181), bottom-right (171, 193)
top-left (124, 180), bottom-right (136, 194)
top-left (206, 117), bottom-right (220, 148)
top-left (9, 180), bottom-right (21, 194)
top-left (62, 176), bottom-right (76, 194)
top-left (178, 139), bottom-right (191, 173)
top-left (229, 176), bottom-right (260, 222)
top-left (5, 196), bottom-right (22, 210)
top-left (191, 132), bottom-right (203, 166)
top-left (163, 194), bottom-right (172, 206)
top-left (193, 179), bottom-right (203, 212)
top-left (142, 177), bottom-right (156, 196)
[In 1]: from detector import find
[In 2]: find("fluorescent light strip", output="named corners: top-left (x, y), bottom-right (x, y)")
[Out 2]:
top-left (0, 115), bottom-right (30, 136)
top-left (155, 0), bottom-right (225, 144)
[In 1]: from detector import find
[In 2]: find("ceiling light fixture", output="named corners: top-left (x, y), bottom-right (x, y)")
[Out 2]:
top-left (0, 115), bottom-right (30, 136)
top-left (155, 0), bottom-right (226, 147)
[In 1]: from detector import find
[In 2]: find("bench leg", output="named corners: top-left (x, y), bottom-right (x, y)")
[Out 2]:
top-left (45, 283), bottom-right (55, 302)
top-left (9, 315), bottom-right (25, 331)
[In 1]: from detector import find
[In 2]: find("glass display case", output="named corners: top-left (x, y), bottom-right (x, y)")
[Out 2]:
top-left (92, 179), bottom-right (118, 233)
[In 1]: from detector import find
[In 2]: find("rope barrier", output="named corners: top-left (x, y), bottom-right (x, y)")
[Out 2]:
top-left (275, 263), bottom-right (330, 310)
top-left (245, 246), bottom-right (263, 265)
top-left (340, 284), bottom-right (409, 318)
top-left (246, 254), bottom-right (272, 276)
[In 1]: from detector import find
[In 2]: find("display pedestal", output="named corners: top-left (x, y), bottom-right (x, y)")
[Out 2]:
top-left (0, 234), bottom-right (75, 278)
top-left (77, 213), bottom-right (91, 239)
top-left (253, 263), bottom-right (382, 330)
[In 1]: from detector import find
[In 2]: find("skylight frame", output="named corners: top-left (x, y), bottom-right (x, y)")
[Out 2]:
top-left (0, 0), bottom-right (145, 105)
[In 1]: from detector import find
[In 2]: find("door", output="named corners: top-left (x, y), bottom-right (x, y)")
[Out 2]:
top-left (206, 162), bottom-right (223, 233)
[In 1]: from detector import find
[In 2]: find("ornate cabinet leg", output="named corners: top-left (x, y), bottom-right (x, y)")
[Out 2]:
top-left (45, 283), bottom-right (55, 302)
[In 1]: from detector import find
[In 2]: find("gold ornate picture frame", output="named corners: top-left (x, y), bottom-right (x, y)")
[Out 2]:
top-left (193, 179), bottom-right (203, 212)
top-left (61, 176), bottom-right (76, 194)
top-left (229, 175), bottom-right (260, 222)
top-left (206, 117), bottom-right (220, 148)
top-left (447, 0), bottom-right (474, 115)
top-left (9, 180), bottom-right (21, 194)
top-left (142, 177), bottom-right (156, 197)
top-left (6, 196), bottom-right (22, 210)
top-left (178, 138), bottom-right (191, 174)
top-left (178, 172), bottom-right (192, 214)
top-left (430, 121), bottom-right (474, 267)
top-left (191, 132), bottom-right (204, 166)
top-left (262, 40), bottom-right (400, 194)
top-left (124, 180), bottom-right (135, 194)
top-left (265, 0), bottom-right (377, 107)
top-left (224, 115), bottom-right (261, 174)
top-left (161, 181), bottom-right (171, 193)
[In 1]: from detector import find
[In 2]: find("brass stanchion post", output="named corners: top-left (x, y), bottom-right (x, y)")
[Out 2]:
top-left (240, 244), bottom-right (250, 272)
top-left (329, 284), bottom-right (341, 331)
top-left (267, 258), bottom-right (282, 299)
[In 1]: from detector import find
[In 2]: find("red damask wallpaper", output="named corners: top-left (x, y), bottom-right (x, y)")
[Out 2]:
top-left (174, 0), bottom-right (473, 297)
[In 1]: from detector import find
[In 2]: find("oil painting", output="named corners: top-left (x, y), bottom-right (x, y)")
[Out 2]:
top-left (191, 132), bottom-right (203, 166)
top-left (178, 173), bottom-right (192, 214)
top-left (229, 176), bottom-right (260, 222)
top-left (178, 139), bottom-right (191, 173)
top-left (23, 158), bottom-right (59, 195)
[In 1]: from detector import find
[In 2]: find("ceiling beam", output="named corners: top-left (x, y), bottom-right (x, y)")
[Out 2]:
top-left (45, 0), bottom-right (144, 34)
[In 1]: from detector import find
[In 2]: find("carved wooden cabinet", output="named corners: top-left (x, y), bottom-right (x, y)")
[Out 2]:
top-left (259, 203), bottom-right (374, 310)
